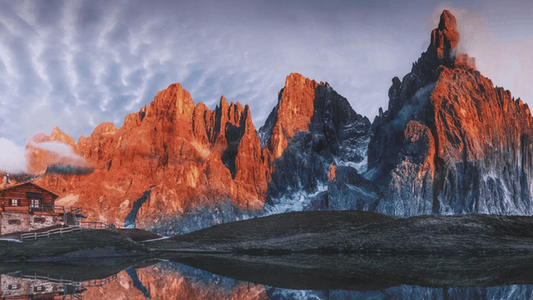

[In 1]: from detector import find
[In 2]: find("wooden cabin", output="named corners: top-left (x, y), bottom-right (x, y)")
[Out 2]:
top-left (0, 182), bottom-right (65, 236)
top-left (0, 274), bottom-right (85, 299)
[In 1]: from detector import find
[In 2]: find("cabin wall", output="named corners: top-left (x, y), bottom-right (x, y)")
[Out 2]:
top-left (0, 213), bottom-right (65, 235)
top-left (0, 274), bottom-right (27, 298)
top-left (29, 213), bottom-right (65, 231)
top-left (0, 213), bottom-right (30, 235)
top-left (0, 184), bottom-right (56, 208)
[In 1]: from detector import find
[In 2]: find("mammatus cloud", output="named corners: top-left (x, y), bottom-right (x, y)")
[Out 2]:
top-left (0, 0), bottom-right (531, 151)
top-left (0, 0), bottom-right (429, 147)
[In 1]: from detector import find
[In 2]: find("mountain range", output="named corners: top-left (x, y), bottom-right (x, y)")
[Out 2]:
top-left (21, 10), bottom-right (533, 234)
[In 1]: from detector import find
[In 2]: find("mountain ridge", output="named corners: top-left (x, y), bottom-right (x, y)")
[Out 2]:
top-left (19, 10), bottom-right (533, 233)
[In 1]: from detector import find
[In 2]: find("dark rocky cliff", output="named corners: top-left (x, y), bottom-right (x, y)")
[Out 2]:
top-left (261, 78), bottom-right (371, 213)
top-left (266, 10), bottom-right (533, 218)
top-left (368, 10), bottom-right (533, 217)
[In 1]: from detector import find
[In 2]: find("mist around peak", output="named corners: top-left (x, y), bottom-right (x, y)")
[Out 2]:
top-left (0, 136), bottom-right (92, 176)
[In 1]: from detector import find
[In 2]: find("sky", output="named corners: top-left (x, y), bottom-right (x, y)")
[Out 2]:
top-left (0, 0), bottom-right (532, 159)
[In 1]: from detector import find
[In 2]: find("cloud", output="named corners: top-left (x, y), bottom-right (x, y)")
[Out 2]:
top-left (27, 139), bottom-right (93, 175)
top-left (0, 137), bottom-right (27, 173)
top-left (0, 0), bottom-right (420, 146)
top-left (27, 140), bottom-right (85, 163)
top-left (0, 135), bottom-right (91, 174)
top-left (1, 0), bottom-right (531, 151)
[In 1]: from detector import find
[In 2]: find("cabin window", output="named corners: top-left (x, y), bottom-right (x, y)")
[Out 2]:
top-left (30, 199), bottom-right (40, 207)
top-left (34, 285), bottom-right (45, 292)
top-left (34, 217), bottom-right (46, 223)
top-left (9, 199), bottom-right (19, 206)
top-left (8, 219), bottom-right (21, 225)
top-left (8, 284), bottom-right (20, 290)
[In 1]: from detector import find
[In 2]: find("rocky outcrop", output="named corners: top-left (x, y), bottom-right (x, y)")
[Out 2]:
top-left (261, 10), bottom-right (533, 218)
top-left (261, 77), bottom-right (371, 213)
top-left (33, 83), bottom-right (269, 231)
top-left (32, 72), bottom-right (372, 231)
top-left (259, 73), bottom-right (318, 160)
top-left (368, 10), bottom-right (533, 216)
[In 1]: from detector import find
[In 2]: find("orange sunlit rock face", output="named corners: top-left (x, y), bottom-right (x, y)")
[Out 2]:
top-left (265, 73), bottom-right (318, 160)
top-left (30, 75), bottom-right (321, 228)
top-left (31, 83), bottom-right (269, 226)
top-left (327, 165), bottom-right (336, 181)
top-left (430, 9), bottom-right (459, 62)
top-left (429, 66), bottom-right (533, 164)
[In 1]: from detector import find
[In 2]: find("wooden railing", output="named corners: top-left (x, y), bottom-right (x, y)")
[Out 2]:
top-left (16, 273), bottom-right (82, 286)
top-left (80, 221), bottom-right (109, 230)
top-left (81, 221), bottom-right (125, 229)
top-left (20, 225), bottom-right (82, 240)
top-left (71, 206), bottom-right (83, 215)
top-left (18, 220), bottom-right (125, 241)
top-left (29, 204), bottom-right (66, 214)
top-left (11, 272), bottom-right (118, 288)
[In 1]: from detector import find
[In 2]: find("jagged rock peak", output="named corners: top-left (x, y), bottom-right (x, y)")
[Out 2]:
top-left (259, 73), bottom-right (320, 159)
top-left (49, 127), bottom-right (76, 147)
top-left (383, 10), bottom-right (477, 121)
top-left (436, 10), bottom-right (459, 46)
top-left (427, 10), bottom-right (476, 70)
top-left (431, 10), bottom-right (460, 62)
top-left (90, 122), bottom-right (117, 138)
top-left (438, 10), bottom-right (457, 31)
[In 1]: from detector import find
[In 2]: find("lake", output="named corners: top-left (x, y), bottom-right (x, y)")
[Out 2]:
top-left (2, 253), bottom-right (533, 299)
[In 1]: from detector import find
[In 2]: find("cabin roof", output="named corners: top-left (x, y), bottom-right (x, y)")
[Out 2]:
top-left (0, 181), bottom-right (60, 199)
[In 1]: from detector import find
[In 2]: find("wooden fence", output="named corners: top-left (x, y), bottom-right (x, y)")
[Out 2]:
top-left (80, 221), bottom-right (109, 230)
top-left (16, 272), bottom-right (118, 288)
top-left (17, 273), bottom-right (82, 286)
top-left (18, 221), bottom-right (125, 241)
top-left (20, 225), bottom-right (83, 240)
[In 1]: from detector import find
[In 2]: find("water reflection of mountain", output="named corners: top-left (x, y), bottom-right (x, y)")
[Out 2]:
top-left (4, 261), bottom-right (533, 299)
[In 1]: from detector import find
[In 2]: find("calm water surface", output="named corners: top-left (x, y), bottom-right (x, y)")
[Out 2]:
top-left (2, 254), bottom-right (533, 299)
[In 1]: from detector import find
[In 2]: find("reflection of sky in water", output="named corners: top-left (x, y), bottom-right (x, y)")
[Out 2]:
top-left (4, 261), bottom-right (533, 299)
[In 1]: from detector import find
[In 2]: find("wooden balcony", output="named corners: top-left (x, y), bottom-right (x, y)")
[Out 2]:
top-left (0, 204), bottom-right (66, 214)
top-left (0, 206), bottom-right (28, 213)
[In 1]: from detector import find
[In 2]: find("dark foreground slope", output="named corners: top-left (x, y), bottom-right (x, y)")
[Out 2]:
top-left (0, 229), bottom-right (152, 261)
top-left (152, 210), bottom-right (533, 254)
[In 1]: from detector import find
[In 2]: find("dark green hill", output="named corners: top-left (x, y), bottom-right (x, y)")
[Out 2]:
top-left (150, 210), bottom-right (533, 254)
